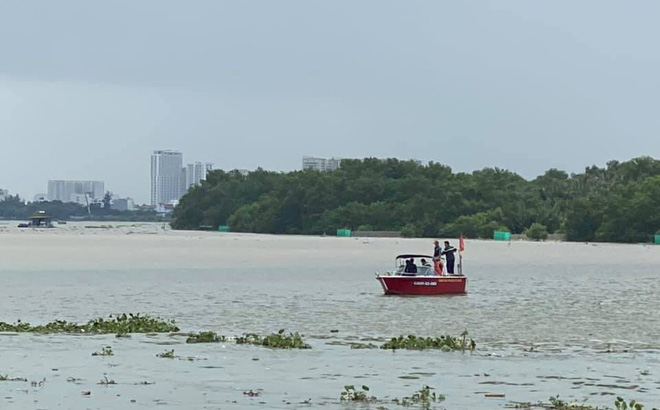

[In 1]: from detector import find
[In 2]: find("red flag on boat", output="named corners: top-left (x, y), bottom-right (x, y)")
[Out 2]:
top-left (459, 235), bottom-right (465, 252)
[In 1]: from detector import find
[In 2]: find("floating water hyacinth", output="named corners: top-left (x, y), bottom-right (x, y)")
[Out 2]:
top-left (185, 331), bottom-right (227, 344)
top-left (392, 385), bottom-right (445, 407)
top-left (614, 396), bottom-right (645, 410)
top-left (235, 329), bottom-right (311, 349)
top-left (340, 385), bottom-right (376, 402)
top-left (156, 349), bottom-right (175, 358)
top-left (97, 375), bottom-right (116, 386)
top-left (381, 331), bottom-right (476, 351)
top-left (0, 374), bottom-right (27, 382)
top-left (546, 395), bottom-right (600, 410)
top-left (508, 395), bottom-right (651, 410)
top-left (349, 342), bottom-right (379, 349)
top-left (91, 346), bottom-right (114, 356)
top-left (86, 313), bottom-right (179, 333)
top-left (0, 313), bottom-right (179, 334)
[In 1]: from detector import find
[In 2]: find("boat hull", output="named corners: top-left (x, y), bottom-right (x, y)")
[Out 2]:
top-left (376, 275), bottom-right (467, 295)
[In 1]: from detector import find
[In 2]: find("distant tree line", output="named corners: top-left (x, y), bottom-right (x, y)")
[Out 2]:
top-left (170, 157), bottom-right (660, 243)
top-left (0, 195), bottom-right (168, 222)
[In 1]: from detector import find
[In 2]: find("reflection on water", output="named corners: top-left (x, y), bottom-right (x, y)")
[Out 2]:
top-left (0, 223), bottom-right (658, 408)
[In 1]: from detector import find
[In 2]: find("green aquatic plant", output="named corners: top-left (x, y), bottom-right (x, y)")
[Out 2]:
top-left (30, 378), bottom-right (46, 388)
top-left (548, 396), bottom-right (598, 410)
top-left (98, 375), bottom-right (116, 385)
top-left (86, 313), bottom-right (179, 334)
top-left (0, 319), bottom-right (78, 333)
top-left (506, 402), bottom-right (540, 409)
top-left (340, 385), bottom-right (376, 402)
top-left (0, 374), bottom-right (27, 382)
top-left (91, 346), bottom-right (114, 356)
top-left (381, 331), bottom-right (475, 351)
top-left (186, 331), bottom-right (227, 344)
top-left (614, 397), bottom-right (645, 410)
top-left (349, 342), bottom-right (379, 349)
top-left (0, 313), bottom-right (179, 334)
top-left (236, 329), bottom-right (311, 349)
top-left (156, 349), bottom-right (175, 358)
top-left (510, 396), bottom-right (655, 410)
top-left (392, 385), bottom-right (445, 407)
top-left (0, 319), bottom-right (30, 332)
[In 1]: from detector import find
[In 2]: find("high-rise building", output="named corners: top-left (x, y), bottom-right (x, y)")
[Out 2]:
top-left (180, 167), bottom-right (188, 198)
top-left (185, 162), bottom-right (213, 188)
top-left (111, 198), bottom-right (135, 212)
top-left (151, 150), bottom-right (184, 206)
top-left (47, 180), bottom-right (105, 203)
top-left (186, 163), bottom-right (195, 188)
top-left (302, 156), bottom-right (341, 172)
top-left (205, 162), bottom-right (213, 175)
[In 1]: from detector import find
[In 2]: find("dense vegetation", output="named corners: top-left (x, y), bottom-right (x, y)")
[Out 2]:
top-left (0, 195), bottom-right (167, 222)
top-left (381, 332), bottom-right (476, 351)
top-left (0, 313), bottom-right (179, 334)
top-left (171, 157), bottom-right (660, 243)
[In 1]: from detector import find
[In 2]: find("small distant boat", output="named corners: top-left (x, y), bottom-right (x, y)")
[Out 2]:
top-left (17, 211), bottom-right (55, 228)
top-left (375, 254), bottom-right (467, 295)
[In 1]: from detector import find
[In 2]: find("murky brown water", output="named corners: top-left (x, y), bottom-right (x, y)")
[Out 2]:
top-left (0, 222), bottom-right (658, 409)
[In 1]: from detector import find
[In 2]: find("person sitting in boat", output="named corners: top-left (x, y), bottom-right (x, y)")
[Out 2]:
top-left (433, 240), bottom-right (444, 275)
top-left (420, 258), bottom-right (431, 267)
top-left (442, 241), bottom-right (457, 274)
top-left (403, 258), bottom-right (417, 274)
top-left (402, 259), bottom-right (411, 274)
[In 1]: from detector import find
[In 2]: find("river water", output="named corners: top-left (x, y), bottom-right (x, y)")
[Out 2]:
top-left (0, 222), bottom-right (658, 409)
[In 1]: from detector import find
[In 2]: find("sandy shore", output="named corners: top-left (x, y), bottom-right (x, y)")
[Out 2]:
top-left (1, 221), bottom-right (658, 271)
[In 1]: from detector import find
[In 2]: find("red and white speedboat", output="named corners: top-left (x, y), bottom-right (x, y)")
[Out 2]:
top-left (375, 254), bottom-right (467, 295)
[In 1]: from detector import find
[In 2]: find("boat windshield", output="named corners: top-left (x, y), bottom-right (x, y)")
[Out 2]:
top-left (395, 262), bottom-right (435, 276)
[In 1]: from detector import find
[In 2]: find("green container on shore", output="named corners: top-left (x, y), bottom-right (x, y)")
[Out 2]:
top-left (218, 225), bottom-right (230, 232)
top-left (337, 229), bottom-right (352, 237)
top-left (655, 234), bottom-right (660, 244)
top-left (493, 230), bottom-right (511, 241)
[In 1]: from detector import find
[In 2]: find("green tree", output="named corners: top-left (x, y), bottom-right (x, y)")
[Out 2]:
top-left (400, 223), bottom-right (422, 238)
top-left (525, 222), bottom-right (548, 241)
top-left (102, 192), bottom-right (112, 210)
top-left (441, 209), bottom-right (508, 238)
top-left (170, 156), bottom-right (660, 243)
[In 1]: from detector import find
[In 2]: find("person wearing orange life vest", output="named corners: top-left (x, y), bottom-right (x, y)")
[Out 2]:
top-left (432, 240), bottom-right (444, 275)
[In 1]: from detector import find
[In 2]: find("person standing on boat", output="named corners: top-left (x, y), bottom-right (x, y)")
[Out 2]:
top-left (432, 240), bottom-right (444, 275)
top-left (442, 241), bottom-right (457, 274)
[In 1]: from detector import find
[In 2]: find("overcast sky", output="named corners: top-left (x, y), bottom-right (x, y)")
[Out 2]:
top-left (1, 1), bottom-right (659, 204)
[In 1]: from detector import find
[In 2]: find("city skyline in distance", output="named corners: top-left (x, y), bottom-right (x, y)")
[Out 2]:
top-left (3, 149), bottom-right (660, 206)
top-left (151, 150), bottom-right (213, 207)
top-left (2, 148), bottom-right (218, 206)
